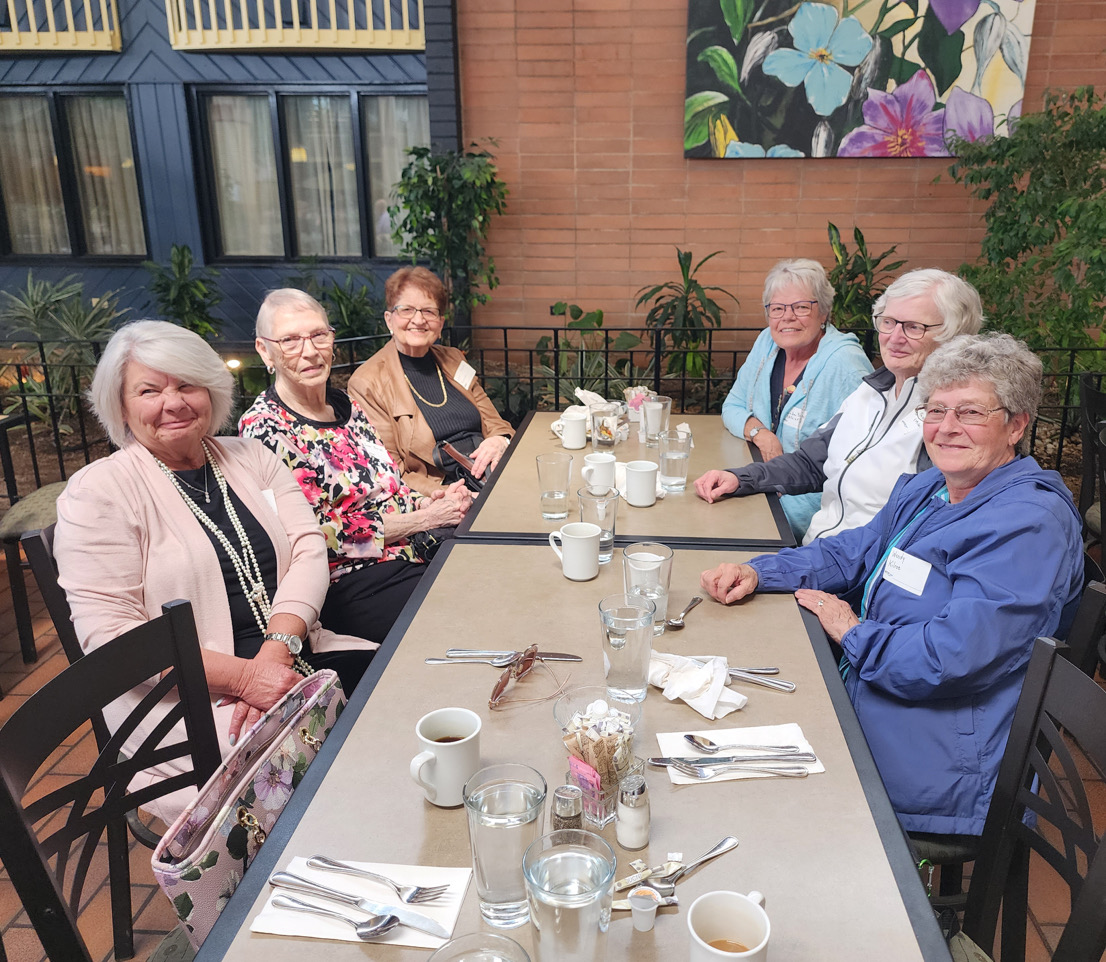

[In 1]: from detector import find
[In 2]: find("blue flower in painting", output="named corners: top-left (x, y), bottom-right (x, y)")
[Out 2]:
top-left (724, 143), bottom-right (806, 158)
top-left (762, 3), bottom-right (874, 117)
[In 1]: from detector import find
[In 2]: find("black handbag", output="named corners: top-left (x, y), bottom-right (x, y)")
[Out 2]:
top-left (432, 435), bottom-right (488, 493)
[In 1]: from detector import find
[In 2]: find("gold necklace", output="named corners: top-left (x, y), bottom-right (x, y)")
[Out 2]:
top-left (404, 364), bottom-right (449, 408)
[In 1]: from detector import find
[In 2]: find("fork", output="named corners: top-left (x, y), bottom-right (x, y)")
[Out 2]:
top-left (306, 855), bottom-right (450, 903)
top-left (670, 760), bottom-right (809, 779)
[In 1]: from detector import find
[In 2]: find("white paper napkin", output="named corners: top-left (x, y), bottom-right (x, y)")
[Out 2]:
top-left (575, 387), bottom-right (606, 407)
top-left (251, 855), bottom-right (471, 948)
top-left (674, 421), bottom-right (695, 447)
top-left (614, 462), bottom-right (667, 503)
top-left (655, 723), bottom-right (825, 785)
top-left (648, 652), bottom-right (747, 718)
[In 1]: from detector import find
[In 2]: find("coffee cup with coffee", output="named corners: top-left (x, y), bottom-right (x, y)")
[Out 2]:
top-left (410, 707), bottom-right (482, 807)
top-left (687, 890), bottom-right (769, 960)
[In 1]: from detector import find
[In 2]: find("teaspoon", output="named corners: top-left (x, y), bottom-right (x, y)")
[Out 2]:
top-left (270, 895), bottom-right (400, 941)
top-left (665, 596), bottom-right (703, 630)
top-left (683, 734), bottom-right (802, 755)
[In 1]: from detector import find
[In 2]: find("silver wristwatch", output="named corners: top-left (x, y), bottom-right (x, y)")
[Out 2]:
top-left (265, 631), bottom-right (303, 655)
top-left (747, 426), bottom-right (762, 441)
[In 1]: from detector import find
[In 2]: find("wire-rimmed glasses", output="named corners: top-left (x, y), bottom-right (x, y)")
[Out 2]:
top-left (488, 644), bottom-right (569, 710)
top-left (916, 403), bottom-right (1006, 425)
top-left (765, 300), bottom-right (817, 319)
top-left (258, 329), bottom-right (335, 356)
top-left (390, 305), bottom-right (443, 322)
top-left (873, 315), bottom-right (941, 340)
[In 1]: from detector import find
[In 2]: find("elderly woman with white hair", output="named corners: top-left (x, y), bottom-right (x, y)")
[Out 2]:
top-left (698, 269), bottom-right (983, 542)
top-left (239, 289), bottom-right (471, 642)
top-left (701, 333), bottom-right (1083, 836)
top-left (54, 320), bottom-right (376, 822)
top-left (722, 257), bottom-right (872, 537)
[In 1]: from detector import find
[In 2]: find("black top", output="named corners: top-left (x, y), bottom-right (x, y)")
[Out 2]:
top-left (769, 350), bottom-right (806, 432)
top-left (174, 464), bottom-right (280, 659)
top-left (264, 384), bottom-right (352, 429)
top-left (398, 352), bottom-right (484, 455)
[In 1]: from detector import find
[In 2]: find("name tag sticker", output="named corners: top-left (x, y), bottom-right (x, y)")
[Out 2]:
top-left (902, 408), bottom-right (925, 432)
top-left (261, 489), bottom-right (278, 514)
top-left (883, 548), bottom-right (931, 596)
top-left (783, 407), bottom-right (805, 429)
top-left (453, 361), bottom-right (477, 391)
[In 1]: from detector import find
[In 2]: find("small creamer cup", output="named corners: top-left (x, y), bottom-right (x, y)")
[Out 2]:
top-left (687, 890), bottom-right (770, 961)
top-left (409, 707), bottom-right (482, 808)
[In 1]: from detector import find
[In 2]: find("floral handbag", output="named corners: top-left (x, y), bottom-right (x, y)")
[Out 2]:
top-left (151, 669), bottom-right (345, 950)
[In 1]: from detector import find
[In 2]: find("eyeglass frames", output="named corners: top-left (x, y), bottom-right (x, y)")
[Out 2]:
top-left (764, 300), bottom-right (817, 319)
top-left (258, 329), bottom-right (335, 356)
top-left (916, 403), bottom-right (1007, 425)
top-left (873, 315), bottom-right (941, 340)
top-left (390, 305), bottom-right (443, 322)
top-left (488, 645), bottom-right (569, 710)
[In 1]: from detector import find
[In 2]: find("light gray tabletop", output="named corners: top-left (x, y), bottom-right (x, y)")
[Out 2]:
top-left (455, 412), bottom-right (796, 548)
top-left (199, 542), bottom-right (948, 962)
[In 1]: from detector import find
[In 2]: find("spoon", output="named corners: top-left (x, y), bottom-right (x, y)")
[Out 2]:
top-left (640, 835), bottom-right (739, 897)
top-left (424, 654), bottom-right (521, 667)
top-left (270, 894), bottom-right (400, 941)
top-left (665, 596), bottom-right (703, 630)
top-left (683, 734), bottom-right (803, 755)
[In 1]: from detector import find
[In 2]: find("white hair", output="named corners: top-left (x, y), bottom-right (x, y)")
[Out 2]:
top-left (89, 321), bottom-right (236, 447)
top-left (255, 288), bottom-right (328, 338)
top-left (763, 259), bottom-right (834, 316)
top-left (873, 269), bottom-right (984, 342)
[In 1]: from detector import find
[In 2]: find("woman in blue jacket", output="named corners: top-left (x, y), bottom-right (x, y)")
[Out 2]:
top-left (722, 258), bottom-right (872, 538)
top-left (702, 333), bottom-right (1083, 836)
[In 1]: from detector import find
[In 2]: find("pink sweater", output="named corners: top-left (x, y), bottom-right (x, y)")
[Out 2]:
top-left (54, 436), bottom-right (375, 822)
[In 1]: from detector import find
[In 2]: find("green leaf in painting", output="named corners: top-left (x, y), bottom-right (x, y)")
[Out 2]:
top-left (698, 46), bottom-right (743, 94)
top-left (917, 7), bottom-right (964, 95)
top-left (888, 55), bottom-right (926, 85)
top-left (720, 0), bottom-right (750, 44)
top-left (879, 17), bottom-right (914, 40)
top-left (898, 0), bottom-right (919, 13)
top-left (684, 91), bottom-right (730, 149)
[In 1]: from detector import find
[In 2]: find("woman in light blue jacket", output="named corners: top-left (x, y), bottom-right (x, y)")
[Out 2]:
top-left (722, 258), bottom-right (872, 538)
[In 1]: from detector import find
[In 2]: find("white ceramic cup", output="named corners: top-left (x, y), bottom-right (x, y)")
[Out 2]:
top-left (410, 707), bottom-right (482, 808)
top-left (624, 460), bottom-right (658, 507)
top-left (687, 890), bottom-right (770, 961)
top-left (549, 521), bottom-right (601, 581)
top-left (561, 411), bottom-right (588, 449)
top-left (581, 452), bottom-right (617, 490)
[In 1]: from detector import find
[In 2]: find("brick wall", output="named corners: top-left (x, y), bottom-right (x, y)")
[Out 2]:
top-left (457, 0), bottom-right (1106, 336)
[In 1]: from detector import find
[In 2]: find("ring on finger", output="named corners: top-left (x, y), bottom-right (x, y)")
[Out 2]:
top-left (817, 600), bottom-right (825, 607)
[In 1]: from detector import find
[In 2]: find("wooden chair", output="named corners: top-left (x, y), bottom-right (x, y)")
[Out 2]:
top-left (1078, 373), bottom-right (1106, 547)
top-left (960, 635), bottom-right (1106, 962)
top-left (0, 600), bottom-right (221, 962)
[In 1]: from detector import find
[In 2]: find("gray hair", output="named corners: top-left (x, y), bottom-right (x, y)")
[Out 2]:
top-left (917, 332), bottom-right (1042, 455)
top-left (763, 258), bottom-right (834, 317)
top-left (89, 320), bottom-right (236, 448)
top-left (256, 288), bottom-right (328, 338)
top-left (873, 269), bottom-right (984, 342)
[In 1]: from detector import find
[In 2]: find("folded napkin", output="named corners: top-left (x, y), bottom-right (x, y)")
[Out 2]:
top-left (614, 462), bottom-right (667, 503)
top-left (655, 722), bottom-right (826, 785)
top-left (674, 421), bottom-right (695, 447)
top-left (649, 652), bottom-right (746, 718)
top-left (575, 387), bottom-right (606, 407)
top-left (251, 855), bottom-right (471, 948)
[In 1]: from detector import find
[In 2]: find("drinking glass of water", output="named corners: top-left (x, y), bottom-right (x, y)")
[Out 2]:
top-left (599, 593), bottom-right (655, 703)
top-left (658, 429), bottom-right (692, 491)
top-left (536, 452), bottom-right (574, 520)
top-left (622, 542), bottom-right (674, 635)
top-left (578, 486), bottom-right (618, 564)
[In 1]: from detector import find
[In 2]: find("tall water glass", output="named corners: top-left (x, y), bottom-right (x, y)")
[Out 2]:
top-left (622, 542), bottom-right (674, 634)
top-left (578, 486), bottom-right (618, 564)
top-left (523, 830), bottom-right (616, 962)
top-left (536, 452), bottom-right (573, 520)
top-left (642, 395), bottom-right (672, 447)
top-left (463, 764), bottom-right (548, 927)
top-left (658, 429), bottom-right (693, 491)
top-left (599, 593), bottom-right (655, 703)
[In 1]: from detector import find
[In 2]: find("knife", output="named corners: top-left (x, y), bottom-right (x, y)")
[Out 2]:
top-left (728, 669), bottom-right (797, 692)
top-left (269, 871), bottom-right (449, 938)
top-left (444, 649), bottom-right (583, 662)
top-left (647, 752), bottom-right (816, 767)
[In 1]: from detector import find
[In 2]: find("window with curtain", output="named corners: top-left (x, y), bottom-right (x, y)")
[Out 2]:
top-left (0, 91), bottom-right (146, 258)
top-left (197, 90), bottom-right (429, 260)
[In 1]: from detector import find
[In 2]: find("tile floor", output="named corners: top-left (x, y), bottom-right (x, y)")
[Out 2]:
top-left (0, 561), bottom-right (1103, 961)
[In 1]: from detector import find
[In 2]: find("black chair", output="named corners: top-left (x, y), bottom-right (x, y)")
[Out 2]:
top-left (1078, 373), bottom-right (1106, 546)
top-left (1063, 580), bottom-right (1106, 678)
top-left (961, 635), bottom-right (1106, 962)
top-left (0, 600), bottom-right (221, 962)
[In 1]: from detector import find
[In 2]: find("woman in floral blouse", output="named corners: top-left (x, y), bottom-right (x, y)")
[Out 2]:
top-left (240, 289), bottom-right (473, 642)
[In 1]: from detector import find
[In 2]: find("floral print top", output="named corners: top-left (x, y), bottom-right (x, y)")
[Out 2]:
top-left (239, 387), bottom-right (422, 578)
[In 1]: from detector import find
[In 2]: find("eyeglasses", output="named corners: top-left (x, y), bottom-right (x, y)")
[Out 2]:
top-left (765, 300), bottom-right (817, 319)
top-left (917, 403), bottom-right (1006, 425)
top-left (874, 315), bottom-right (941, 340)
top-left (258, 329), bottom-right (335, 356)
top-left (489, 645), bottom-right (569, 710)
top-left (390, 305), bottom-right (443, 322)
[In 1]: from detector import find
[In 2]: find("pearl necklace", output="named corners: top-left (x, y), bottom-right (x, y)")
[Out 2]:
top-left (174, 464), bottom-right (211, 504)
top-left (404, 364), bottom-right (449, 408)
top-left (157, 441), bottom-right (312, 676)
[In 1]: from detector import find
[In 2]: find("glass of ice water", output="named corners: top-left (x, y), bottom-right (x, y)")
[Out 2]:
top-left (536, 452), bottom-right (574, 520)
top-left (622, 541), bottom-right (674, 635)
top-left (578, 486), bottom-right (618, 564)
top-left (658, 429), bottom-right (692, 491)
top-left (427, 933), bottom-right (531, 961)
top-left (598, 593), bottom-right (655, 703)
top-left (463, 764), bottom-right (548, 927)
top-left (523, 830), bottom-right (616, 962)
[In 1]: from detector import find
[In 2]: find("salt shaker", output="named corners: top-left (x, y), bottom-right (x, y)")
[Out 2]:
top-left (615, 773), bottom-right (650, 850)
top-left (550, 784), bottom-right (583, 831)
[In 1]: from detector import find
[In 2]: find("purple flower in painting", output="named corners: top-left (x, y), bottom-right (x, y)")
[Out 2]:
top-left (838, 70), bottom-right (948, 157)
top-left (944, 87), bottom-right (995, 143)
top-left (910, 0), bottom-right (1024, 36)
top-left (254, 759), bottom-right (294, 810)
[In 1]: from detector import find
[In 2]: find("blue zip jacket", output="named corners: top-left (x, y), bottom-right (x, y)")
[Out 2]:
top-left (722, 325), bottom-right (872, 538)
top-left (749, 457), bottom-right (1082, 835)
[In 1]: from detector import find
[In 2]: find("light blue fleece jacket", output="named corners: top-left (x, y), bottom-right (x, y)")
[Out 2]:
top-left (722, 324), bottom-right (872, 537)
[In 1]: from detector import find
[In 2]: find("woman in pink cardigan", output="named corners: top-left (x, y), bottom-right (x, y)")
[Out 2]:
top-left (54, 321), bottom-right (375, 823)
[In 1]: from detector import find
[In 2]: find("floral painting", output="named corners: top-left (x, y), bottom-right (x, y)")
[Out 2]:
top-left (685, 0), bottom-right (1036, 158)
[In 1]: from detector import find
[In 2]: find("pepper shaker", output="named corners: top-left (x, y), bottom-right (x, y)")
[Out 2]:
top-left (615, 773), bottom-right (650, 850)
top-left (550, 784), bottom-right (583, 831)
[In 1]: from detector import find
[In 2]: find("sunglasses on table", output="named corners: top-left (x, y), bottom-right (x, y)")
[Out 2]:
top-left (489, 644), bottom-right (569, 710)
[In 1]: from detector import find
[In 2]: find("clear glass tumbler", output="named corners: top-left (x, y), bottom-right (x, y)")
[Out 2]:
top-left (428, 933), bottom-right (531, 962)
top-left (642, 395), bottom-right (672, 447)
top-left (622, 541), bottom-right (674, 634)
top-left (536, 452), bottom-right (573, 520)
top-left (578, 486), bottom-right (618, 563)
top-left (599, 592), bottom-right (655, 702)
top-left (658, 429), bottom-right (693, 491)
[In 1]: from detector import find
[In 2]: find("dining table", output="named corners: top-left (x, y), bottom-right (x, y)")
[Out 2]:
top-left (454, 412), bottom-right (797, 549)
top-left (197, 541), bottom-right (950, 962)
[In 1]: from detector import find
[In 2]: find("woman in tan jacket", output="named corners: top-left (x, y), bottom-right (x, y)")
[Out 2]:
top-left (347, 267), bottom-right (514, 497)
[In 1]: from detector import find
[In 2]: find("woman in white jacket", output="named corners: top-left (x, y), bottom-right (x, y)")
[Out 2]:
top-left (695, 269), bottom-right (983, 542)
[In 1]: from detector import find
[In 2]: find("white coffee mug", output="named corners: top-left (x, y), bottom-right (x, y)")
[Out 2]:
top-left (549, 521), bottom-right (601, 581)
top-left (561, 411), bottom-right (588, 449)
top-left (581, 452), bottom-right (617, 490)
top-left (410, 707), bottom-right (482, 808)
top-left (624, 460), bottom-right (658, 507)
top-left (687, 890), bottom-right (770, 961)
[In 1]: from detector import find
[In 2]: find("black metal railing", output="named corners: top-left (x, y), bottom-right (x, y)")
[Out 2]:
top-left (2, 327), bottom-right (1102, 507)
